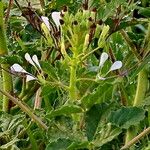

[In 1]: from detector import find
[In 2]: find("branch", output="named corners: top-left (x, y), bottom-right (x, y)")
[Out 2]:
top-left (0, 88), bottom-right (48, 131)
top-left (121, 127), bottom-right (150, 150)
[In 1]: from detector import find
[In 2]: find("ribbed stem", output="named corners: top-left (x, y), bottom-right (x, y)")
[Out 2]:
top-left (0, 2), bottom-right (13, 112)
top-left (69, 60), bottom-right (77, 101)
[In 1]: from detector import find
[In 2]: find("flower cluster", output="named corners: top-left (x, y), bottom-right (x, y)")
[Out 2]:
top-left (11, 53), bottom-right (42, 82)
top-left (97, 52), bottom-right (122, 80)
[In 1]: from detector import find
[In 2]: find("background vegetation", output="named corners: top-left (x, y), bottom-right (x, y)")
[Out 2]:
top-left (0, 0), bottom-right (150, 149)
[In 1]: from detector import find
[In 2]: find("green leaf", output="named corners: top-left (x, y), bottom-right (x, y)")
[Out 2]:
top-left (128, 54), bottom-right (150, 83)
top-left (139, 7), bottom-right (150, 17)
top-left (108, 107), bottom-right (145, 129)
top-left (93, 123), bottom-right (122, 147)
top-left (41, 61), bottom-right (58, 80)
top-left (46, 105), bottom-right (83, 118)
top-left (41, 85), bottom-right (56, 97)
top-left (81, 83), bottom-right (113, 109)
top-left (85, 103), bottom-right (109, 141)
top-left (67, 141), bottom-right (89, 150)
top-left (46, 138), bottom-right (72, 150)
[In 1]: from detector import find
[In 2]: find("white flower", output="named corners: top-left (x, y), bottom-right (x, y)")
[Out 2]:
top-left (25, 53), bottom-right (36, 67)
top-left (25, 53), bottom-right (41, 70)
top-left (99, 52), bottom-right (108, 68)
top-left (109, 61), bottom-right (122, 72)
top-left (41, 16), bottom-right (50, 31)
top-left (11, 53), bottom-right (41, 82)
top-left (11, 64), bottom-right (37, 82)
top-left (97, 53), bottom-right (123, 80)
top-left (26, 75), bottom-right (37, 82)
top-left (51, 12), bottom-right (61, 29)
top-left (32, 55), bottom-right (41, 69)
top-left (11, 64), bottom-right (28, 73)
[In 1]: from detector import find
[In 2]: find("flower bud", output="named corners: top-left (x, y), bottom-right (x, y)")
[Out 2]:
top-left (83, 34), bottom-right (90, 52)
top-left (98, 25), bottom-right (110, 48)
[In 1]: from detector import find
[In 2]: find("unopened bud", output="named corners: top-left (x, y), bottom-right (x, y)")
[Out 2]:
top-left (90, 23), bottom-right (96, 29)
top-left (88, 17), bottom-right (93, 22)
top-left (96, 19), bottom-right (103, 25)
top-left (83, 34), bottom-right (90, 52)
top-left (91, 7), bottom-right (97, 13)
top-left (98, 25), bottom-right (110, 48)
top-left (72, 20), bottom-right (78, 25)
top-left (41, 23), bottom-right (50, 37)
top-left (60, 19), bottom-right (64, 25)
top-left (62, 5), bottom-right (68, 12)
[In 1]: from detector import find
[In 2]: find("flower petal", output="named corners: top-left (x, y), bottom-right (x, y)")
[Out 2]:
top-left (109, 61), bottom-right (122, 71)
top-left (41, 16), bottom-right (50, 31)
top-left (32, 55), bottom-right (41, 69)
top-left (25, 53), bottom-right (35, 67)
top-left (11, 64), bottom-right (28, 73)
top-left (26, 75), bottom-right (37, 82)
top-left (51, 12), bottom-right (61, 28)
top-left (99, 52), bottom-right (109, 68)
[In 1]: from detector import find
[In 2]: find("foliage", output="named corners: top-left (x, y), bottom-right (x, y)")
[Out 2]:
top-left (0, 0), bottom-right (150, 149)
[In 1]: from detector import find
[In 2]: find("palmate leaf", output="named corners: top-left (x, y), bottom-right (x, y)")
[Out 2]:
top-left (108, 107), bottom-right (145, 129)
top-left (46, 105), bottom-right (83, 118)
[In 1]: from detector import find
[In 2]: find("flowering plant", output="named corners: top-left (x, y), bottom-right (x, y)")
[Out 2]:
top-left (0, 0), bottom-right (150, 149)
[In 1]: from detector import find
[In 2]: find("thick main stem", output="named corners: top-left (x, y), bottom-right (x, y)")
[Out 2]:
top-left (69, 62), bottom-right (77, 101)
top-left (0, 2), bottom-right (13, 112)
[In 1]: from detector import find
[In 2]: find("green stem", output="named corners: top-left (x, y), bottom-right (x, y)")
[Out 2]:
top-left (69, 62), bottom-right (77, 101)
top-left (0, 2), bottom-right (13, 112)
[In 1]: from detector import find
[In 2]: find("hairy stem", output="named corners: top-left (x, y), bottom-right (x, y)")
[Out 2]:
top-left (0, 2), bottom-right (13, 112)
top-left (69, 60), bottom-right (77, 101)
